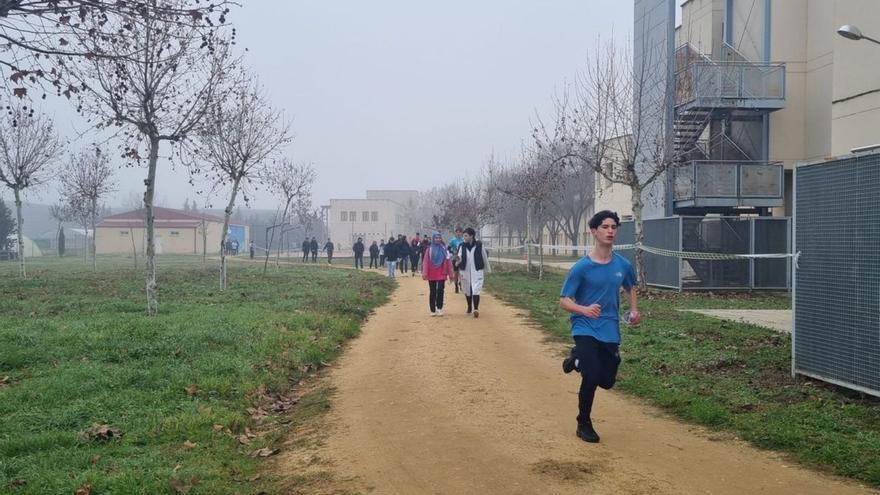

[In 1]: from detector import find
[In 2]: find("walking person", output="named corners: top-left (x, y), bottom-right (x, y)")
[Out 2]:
top-left (384, 236), bottom-right (398, 279)
top-left (249, 240), bottom-right (255, 259)
top-left (353, 237), bottom-right (365, 270)
top-left (379, 239), bottom-right (386, 267)
top-left (369, 240), bottom-right (380, 269)
top-left (448, 227), bottom-right (464, 293)
top-left (559, 210), bottom-right (640, 444)
top-left (422, 232), bottom-right (453, 316)
top-left (309, 237), bottom-right (318, 263)
top-left (397, 235), bottom-right (410, 274)
top-left (409, 235), bottom-right (421, 277)
top-left (323, 238), bottom-right (334, 264)
top-left (302, 238), bottom-right (310, 262)
top-left (458, 228), bottom-right (491, 318)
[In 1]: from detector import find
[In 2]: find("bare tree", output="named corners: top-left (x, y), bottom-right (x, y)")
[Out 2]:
top-left (0, 1), bottom-right (231, 102)
top-left (62, 1), bottom-right (235, 314)
top-left (547, 163), bottom-right (595, 257)
top-left (60, 148), bottom-right (116, 270)
top-left (194, 77), bottom-right (292, 290)
top-left (0, 104), bottom-right (63, 277)
top-left (263, 159), bottom-right (316, 274)
top-left (534, 39), bottom-right (674, 289)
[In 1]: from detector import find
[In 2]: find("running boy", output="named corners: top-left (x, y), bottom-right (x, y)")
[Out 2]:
top-left (559, 210), bottom-right (640, 444)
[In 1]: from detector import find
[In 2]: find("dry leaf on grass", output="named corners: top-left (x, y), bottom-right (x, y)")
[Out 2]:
top-left (89, 455), bottom-right (101, 465)
top-left (212, 424), bottom-right (225, 432)
top-left (75, 482), bottom-right (92, 495)
top-left (0, 376), bottom-right (11, 387)
top-left (185, 385), bottom-right (199, 396)
top-left (238, 434), bottom-right (252, 445)
top-left (169, 476), bottom-right (200, 494)
top-left (80, 424), bottom-right (121, 442)
top-left (182, 440), bottom-right (197, 450)
top-left (250, 447), bottom-right (279, 458)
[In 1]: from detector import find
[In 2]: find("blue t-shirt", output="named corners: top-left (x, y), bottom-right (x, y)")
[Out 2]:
top-left (560, 253), bottom-right (637, 343)
top-left (448, 237), bottom-right (463, 253)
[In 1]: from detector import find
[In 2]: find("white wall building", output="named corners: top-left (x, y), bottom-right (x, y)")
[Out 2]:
top-left (325, 190), bottom-right (419, 251)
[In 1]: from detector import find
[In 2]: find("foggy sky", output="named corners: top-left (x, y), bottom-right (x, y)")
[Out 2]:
top-left (5, 1), bottom-right (633, 212)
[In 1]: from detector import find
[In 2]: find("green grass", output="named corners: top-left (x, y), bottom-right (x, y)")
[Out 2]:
top-left (0, 257), bottom-right (393, 494)
top-left (486, 265), bottom-right (880, 487)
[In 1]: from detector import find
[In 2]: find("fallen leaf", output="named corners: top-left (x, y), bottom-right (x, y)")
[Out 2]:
top-left (238, 434), bottom-right (251, 445)
top-left (169, 476), bottom-right (200, 494)
top-left (250, 447), bottom-right (279, 458)
top-left (89, 455), bottom-right (101, 465)
top-left (182, 440), bottom-right (197, 450)
top-left (80, 424), bottom-right (122, 442)
top-left (75, 482), bottom-right (91, 495)
top-left (0, 376), bottom-right (10, 387)
top-left (248, 474), bottom-right (262, 481)
top-left (185, 385), bottom-right (199, 397)
top-left (212, 424), bottom-right (225, 432)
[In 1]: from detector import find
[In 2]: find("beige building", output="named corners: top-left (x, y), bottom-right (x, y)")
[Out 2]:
top-left (96, 207), bottom-right (249, 256)
top-left (675, 0), bottom-right (880, 215)
top-left (324, 190), bottom-right (420, 250)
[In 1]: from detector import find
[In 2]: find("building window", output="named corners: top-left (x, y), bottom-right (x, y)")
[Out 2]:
top-left (371, 211), bottom-right (378, 222)
top-left (349, 211), bottom-right (356, 222)
top-left (362, 211), bottom-right (370, 222)
top-left (120, 230), bottom-right (129, 236)
top-left (170, 231), bottom-right (180, 237)
top-left (341, 211), bottom-right (348, 221)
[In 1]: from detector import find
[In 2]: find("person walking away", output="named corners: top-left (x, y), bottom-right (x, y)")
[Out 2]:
top-left (559, 210), bottom-right (640, 444)
top-left (422, 232), bottom-right (453, 316)
top-left (409, 235), bottom-right (422, 276)
top-left (310, 237), bottom-right (318, 263)
top-left (397, 235), bottom-right (410, 274)
top-left (353, 237), bottom-right (365, 269)
top-left (384, 236), bottom-right (398, 279)
top-left (458, 227), bottom-right (491, 318)
top-left (249, 240), bottom-right (255, 259)
top-left (323, 238), bottom-right (334, 264)
top-left (301, 238), bottom-right (310, 262)
top-left (448, 227), bottom-right (464, 293)
top-left (369, 240), bottom-right (380, 269)
top-left (379, 240), bottom-right (386, 267)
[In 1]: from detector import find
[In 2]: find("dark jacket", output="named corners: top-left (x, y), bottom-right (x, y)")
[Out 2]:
top-left (383, 241), bottom-right (397, 260)
top-left (458, 241), bottom-right (485, 271)
top-left (310, 240), bottom-right (318, 253)
top-left (410, 239), bottom-right (422, 257)
top-left (396, 239), bottom-right (410, 258)
top-left (301, 240), bottom-right (310, 252)
top-left (369, 243), bottom-right (380, 257)
top-left (323, 241), bottom-right (334, 253)
top-left (353, 241), bottom-right (365, 256)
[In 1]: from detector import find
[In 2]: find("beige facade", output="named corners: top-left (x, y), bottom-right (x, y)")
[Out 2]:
top-left (96, 207), bottom-right (247, 256)
top-left (325, 190), bottom-right (419, 250)
top-left (676, 0), bottom-right (880, 215)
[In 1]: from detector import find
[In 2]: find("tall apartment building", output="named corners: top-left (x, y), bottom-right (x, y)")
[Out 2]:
top-left (636, 0), bottom-right (880, 218)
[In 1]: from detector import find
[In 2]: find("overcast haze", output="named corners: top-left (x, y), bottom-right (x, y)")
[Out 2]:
top-left (5, 1), bottom-right (632, 211)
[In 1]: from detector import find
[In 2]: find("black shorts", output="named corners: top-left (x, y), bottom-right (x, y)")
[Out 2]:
top-left (573, 335), bottom-right (621, 390)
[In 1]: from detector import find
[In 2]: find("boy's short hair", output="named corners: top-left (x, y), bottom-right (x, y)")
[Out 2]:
top-left (463, 227), bottom-right (476, 237)
top-left (588, 210), bottom-right (620, 230)
top-left (455, 227), bottom-right (463, 233)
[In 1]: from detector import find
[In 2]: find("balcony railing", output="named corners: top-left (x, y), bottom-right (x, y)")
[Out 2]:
top-left (674, 161), bottom-right (784, 206)
top-left (675, 61), bottom-right (786, 110)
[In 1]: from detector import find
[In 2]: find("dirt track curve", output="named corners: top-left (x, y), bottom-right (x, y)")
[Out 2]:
top-left (278, 272), bottom-right (876, 495)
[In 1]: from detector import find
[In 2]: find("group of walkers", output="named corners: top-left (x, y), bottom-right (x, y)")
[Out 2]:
top-left (300, 237), bottom-right (336, 264)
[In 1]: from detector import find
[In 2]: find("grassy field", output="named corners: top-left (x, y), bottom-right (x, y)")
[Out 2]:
top-left (486, 264), bottom-right (880, 487)
top-left (0, 256), bottom-right (393, 494)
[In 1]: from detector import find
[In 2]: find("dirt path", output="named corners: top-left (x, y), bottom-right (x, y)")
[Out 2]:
top-left (278, 273), bottom-right (876, 494)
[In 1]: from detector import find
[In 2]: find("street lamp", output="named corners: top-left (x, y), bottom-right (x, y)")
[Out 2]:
top-left (837, 24), bottom-right (880, 46)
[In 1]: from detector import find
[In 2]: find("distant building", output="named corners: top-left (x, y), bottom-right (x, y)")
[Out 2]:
top-left (96, 207), bottom-right (249, 255)
top-left (324, 190), bottom-right (420, 250)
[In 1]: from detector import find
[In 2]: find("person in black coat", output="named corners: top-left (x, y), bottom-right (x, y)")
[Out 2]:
top-left (396, 235), bottom-right (411, 274)
top-left (409, 235), bottom-right (422, 276)
top-left (353, 237), bottom-right (365, 269)
top-left (322, 238), bottom-right (335, 264)
top-left (309, 237), bottom-right (319, 263)
top-left (301, 239), bottom-right (310, 262)
top-left (383, 236), bottom-right (398, 279)
top-left (369, 241), bottom-right (380, 268)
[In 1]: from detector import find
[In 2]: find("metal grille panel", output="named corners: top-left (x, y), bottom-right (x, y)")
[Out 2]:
top-left (794, 154), bottom-right (880, 396)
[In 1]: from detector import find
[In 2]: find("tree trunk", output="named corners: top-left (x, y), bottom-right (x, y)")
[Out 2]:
top-left (144, 136), bottom-right (160, 316)
top-left (201, 219), bottom-right (207, 265)
top-left (631, 184), bottom-right (647, 292)
top-left (130, 227), bottom-right (137, 268)
top-left (91, 197), bottom-right (97, 271)
top-left (525, 201), bottom-right (532, 273)
top-left (220, 177), bottom-right (241, 291)
top-left (13, 187), bottom-right (25, 278)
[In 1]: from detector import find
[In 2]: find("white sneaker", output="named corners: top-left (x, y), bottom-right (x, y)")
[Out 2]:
top-left (430, 311), bottom-right (437, 317)
top-left (436, 309), bottom-right (444, 316)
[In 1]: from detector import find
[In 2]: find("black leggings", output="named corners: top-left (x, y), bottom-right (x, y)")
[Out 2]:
top-left (370, 255), bottom-right (378, 268)
top-left (574, 335), bottom-right (621, 425)
top-left (428, 280), bottom-right (445, 313)
top-left (410, 254), bottom-right (420, 272)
